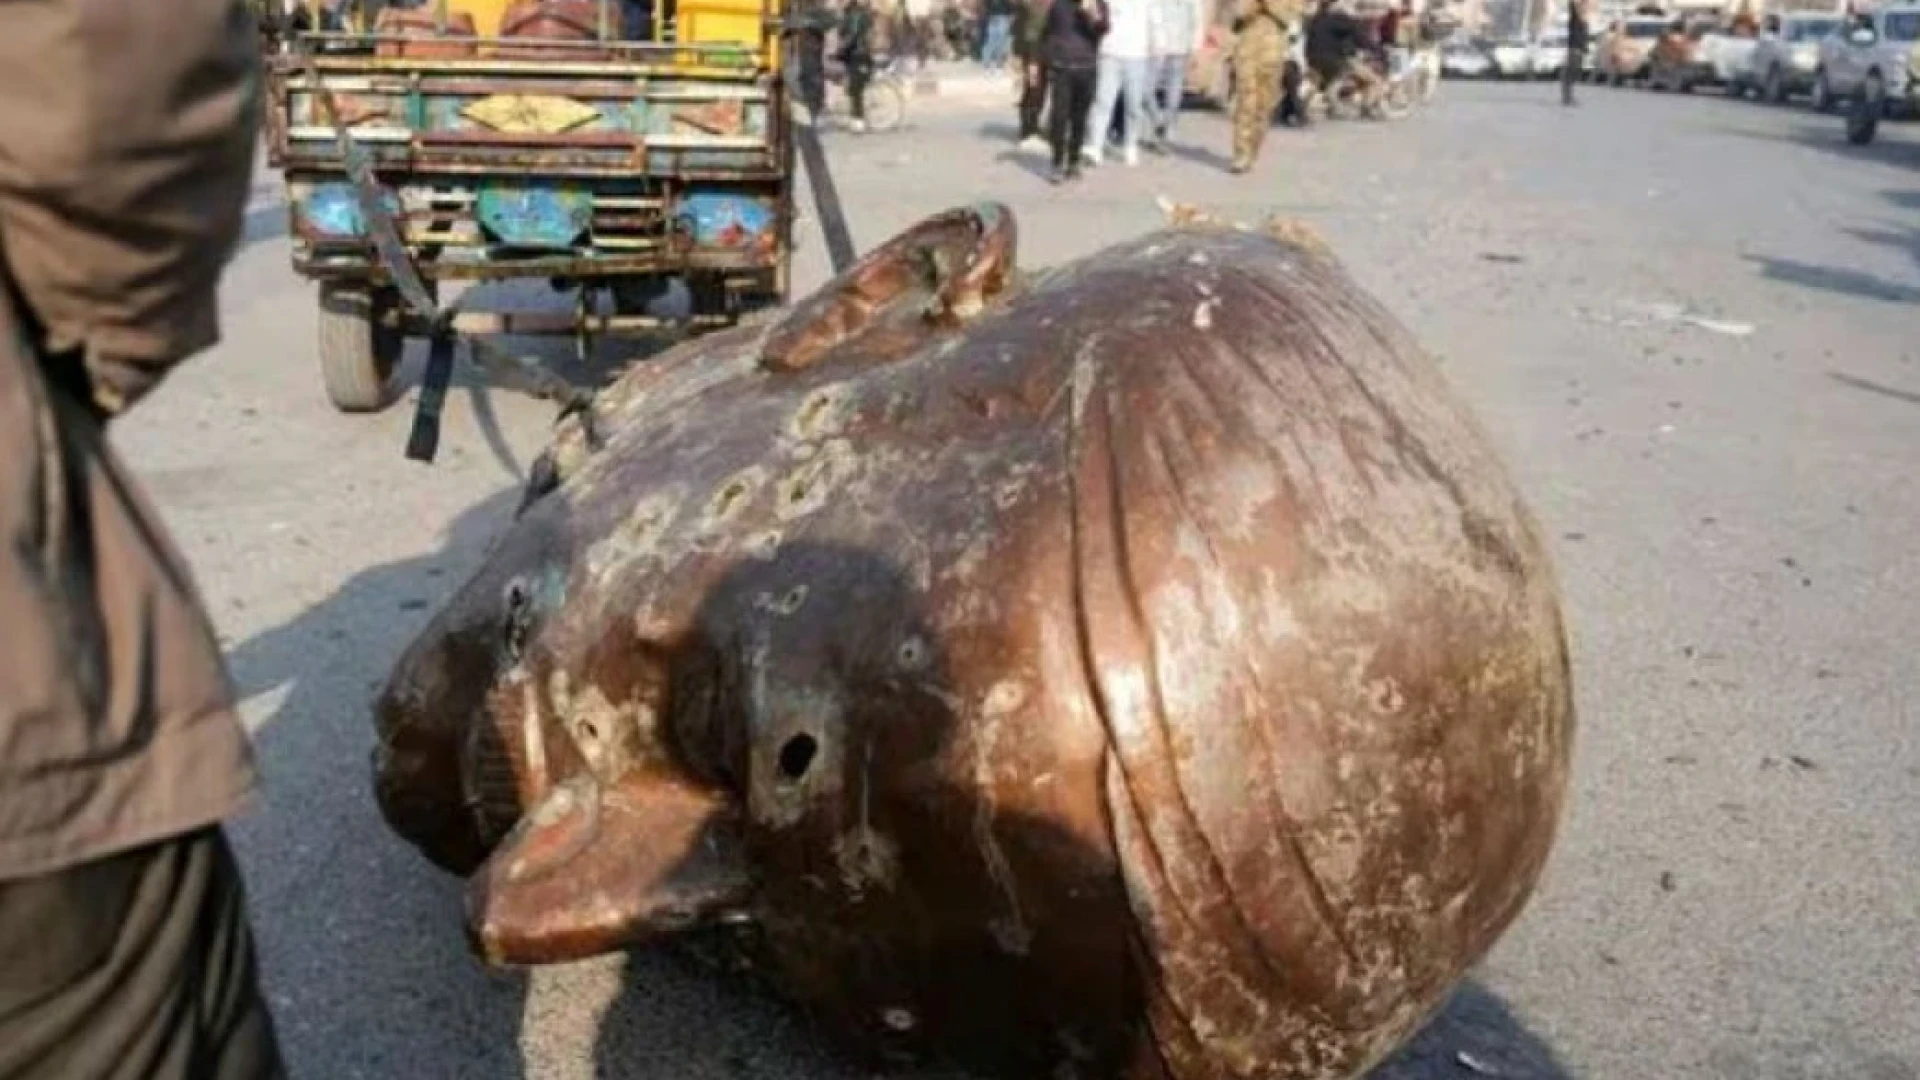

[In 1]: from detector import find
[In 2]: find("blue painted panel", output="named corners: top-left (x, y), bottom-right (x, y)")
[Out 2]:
top-left (476, 185), bottom-right (592, 248)
top-left (675, 192), bottom-right (774, 248)
top-left (299, 182), bottom-right (400, 238)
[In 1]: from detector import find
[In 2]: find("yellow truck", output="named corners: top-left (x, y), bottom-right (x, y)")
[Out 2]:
top-left (263, 0), bottom-right (793, 415)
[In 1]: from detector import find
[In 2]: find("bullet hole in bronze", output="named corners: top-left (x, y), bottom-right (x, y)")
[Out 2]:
top-left (776, 585), bottom-right (808, 614)
top-left (797, 391), bottom-right (835, 434)
top-left (787, 477), bottom-right (812, 504)
top-left (503, 579), bottom-right (532, 663)
top-left (897, 637), bottom-right (926, 670)
top-left (711, 479), bottom-right (750, 518)
top-left (779, 733), bottom-right (818, 780)
top-left (580, 719), bottom-right (600, 744)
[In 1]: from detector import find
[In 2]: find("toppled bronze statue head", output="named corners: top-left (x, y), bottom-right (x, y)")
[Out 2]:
top-left (373, 203), bottom-right (1575, 1080)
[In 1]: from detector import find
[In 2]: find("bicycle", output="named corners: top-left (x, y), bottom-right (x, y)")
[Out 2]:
top-left (818, 56), bottom-right (909, 133)
top-left (1315, 50), bottom-right (1416, 120)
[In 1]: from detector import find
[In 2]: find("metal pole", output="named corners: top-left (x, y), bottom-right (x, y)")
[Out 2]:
top-left (598, 0), bottom-right (612, 40)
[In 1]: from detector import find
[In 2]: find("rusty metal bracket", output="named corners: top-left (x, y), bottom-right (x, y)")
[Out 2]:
top-left (293, 46), bottom-right (601, 462)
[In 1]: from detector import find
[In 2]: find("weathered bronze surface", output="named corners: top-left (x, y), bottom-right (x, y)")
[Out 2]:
top-left (373, 204), bottom-right (1575, 1080)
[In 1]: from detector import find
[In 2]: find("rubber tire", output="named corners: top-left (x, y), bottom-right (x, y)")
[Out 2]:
top-left (1380, 78), bottom-right (1414, 119)
top-left (318, 283), bottom-right (404, 413)
top-left (863, 78), bottom-right (907, 133)
top-left (1847, 77), bottom-right (1882, 145)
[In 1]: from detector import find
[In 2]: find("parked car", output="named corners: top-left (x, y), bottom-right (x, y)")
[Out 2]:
top-left (1592, 16), bottom-right (1668, 84)
top-left (1696, 27), bottom-right (1760, 87)
top-left (1531, 32), bottom-right (1570, 77)
top-left (1734, 12), bottom-right (1844, 102)
top-left (1441, 40), bottom-right (1496, 78)
top-left (1486, 36), bottom-right (1536, 78)
top-left (1647, 19), bottom-right (1720, 91)
top-left (1812, 4), bottom-right (1920, 114)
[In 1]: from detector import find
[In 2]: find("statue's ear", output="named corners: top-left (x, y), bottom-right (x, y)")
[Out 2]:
top-left (464, 770), bottom-right (750, 966)
top-left (758, 203), bottom-right (1018, 373)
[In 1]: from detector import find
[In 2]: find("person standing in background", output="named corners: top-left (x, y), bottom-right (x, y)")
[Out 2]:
top-left (1375, 0), bottom-right (1400, 61)
top-left (1145, 0), bottom-right (1204, 150)
top-left (792, 0), bottom-right (833, 120)
top-left (1085, 0), bottom-right (1151, 165)
top-left (1016, 0), bottom-right (1053, 148)
top-left (0, 0), bottom-right (286, 1076)
top-left (837, 0), bottom-right (878, 132)
top-left (1042, 0), bottom-right (1109, 181)
top-left (982, 0), bottom-right (1018, 67)
top-left (1563, 0), bottom-right (1590, 105)
top-left (288, 0), bottom-right (344, 33)
top-left (1229, 0), bottom-right (1296, 172)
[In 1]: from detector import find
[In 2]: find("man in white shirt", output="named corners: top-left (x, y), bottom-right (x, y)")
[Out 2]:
top-left (1085, 0), bottom-right (1152, 165)
top-left (1145, 0), bottom-right (1205, 149)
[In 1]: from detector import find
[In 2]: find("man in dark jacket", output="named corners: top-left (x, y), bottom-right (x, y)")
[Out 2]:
top-left (838, 0), bottom-right (878, 131)
top-left (1304, 0), bottom-right (1371, 95)
top-left (1563, 0), bottom-right (1589, 105)
top-left (1041, 0), bottom-right (1109, 182)
top-left (1015, 0), bottom-right (1053, 145)
top-left (792, 0), bottom-right (834, 120)
top-left (0, 0), bottom-right (284, 1075)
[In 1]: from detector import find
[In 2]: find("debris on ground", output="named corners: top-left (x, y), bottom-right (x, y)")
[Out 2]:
top-left (1456, 1050), bottom-right (1498, 1075)
top-left (1576, 300), bottom-right (1757, 337)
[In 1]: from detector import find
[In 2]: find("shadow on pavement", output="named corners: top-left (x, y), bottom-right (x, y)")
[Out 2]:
top-left (1842, 224), bottom-right (1920, 269)
top-left (994, 147), bottom-right (1060, 181)
top-left (226, 488), bottom-right (535, 1079)
top-left (1165, 137), bottom-right (1239, 173)
top-left (1718, 120), bottom-right (1920, 167)
top-left (975, 119), bottom-right (1022, 143)
top-left (1829, 370), bottom-right (1920, 408)
top-left (1743, 252), bottom-right (1920, 305)
top-left (1368, 980), bottom-right (1573, 1079)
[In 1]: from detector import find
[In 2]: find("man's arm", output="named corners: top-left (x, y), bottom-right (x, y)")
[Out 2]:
top-left (0, 0), bottom-right (259, 419)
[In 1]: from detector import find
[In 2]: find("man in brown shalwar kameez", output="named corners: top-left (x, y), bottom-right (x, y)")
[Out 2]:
top-left (0, 0), bottom-right (285, 1076)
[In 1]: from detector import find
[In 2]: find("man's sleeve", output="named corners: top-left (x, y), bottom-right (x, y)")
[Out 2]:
top-left (0, 0), bottom-right (259, 418)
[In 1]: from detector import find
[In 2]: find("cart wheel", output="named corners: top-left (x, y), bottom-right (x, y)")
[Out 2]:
top-left (1379, 78), bottom-right (1415, 119)
top-left (318, 282), bottom-right (406, 413)
top-left (864, 77), bottom-right (908, 133)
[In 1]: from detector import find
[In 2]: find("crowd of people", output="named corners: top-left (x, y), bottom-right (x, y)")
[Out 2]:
top-left (786, 0), bottom-right (1427, 178)
top-left (1009, 0), bottom-right (1415, 182)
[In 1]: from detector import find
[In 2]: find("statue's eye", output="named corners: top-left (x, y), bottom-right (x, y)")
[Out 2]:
top-left (503, 580), bottom-right (533, 663)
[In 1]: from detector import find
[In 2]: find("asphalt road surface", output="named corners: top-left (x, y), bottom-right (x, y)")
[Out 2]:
top-left (122, 78), bottom-right (1918, 1079)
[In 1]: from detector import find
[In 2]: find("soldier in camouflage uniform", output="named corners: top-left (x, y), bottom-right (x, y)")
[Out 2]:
top-left (1228, 0), bottom-right (1297, 172)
